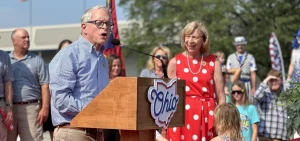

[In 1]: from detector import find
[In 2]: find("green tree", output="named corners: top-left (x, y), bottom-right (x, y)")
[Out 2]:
top-left (119, 0), bottom-right (300, 78)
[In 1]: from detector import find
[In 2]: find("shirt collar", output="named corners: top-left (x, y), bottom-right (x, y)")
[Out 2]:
top-left (78, 35), bottom-right (105, 54)
top-left (9, 51), bottom-right (31, 60)
top-left (236, 51), bottom-right (247, 56)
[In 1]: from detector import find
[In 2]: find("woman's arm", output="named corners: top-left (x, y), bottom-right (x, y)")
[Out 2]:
top-left (214, 59), bottom-right (225, 105)
top-left (167, 58), bottom-right (176, 79)
top-left (287, 49), bottom-right (295, 80)
top-left (230, 68), bottom-right (241, 84)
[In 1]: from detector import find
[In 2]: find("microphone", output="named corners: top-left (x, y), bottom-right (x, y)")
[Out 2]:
top-left (111, 38), bottom-right (168, 78)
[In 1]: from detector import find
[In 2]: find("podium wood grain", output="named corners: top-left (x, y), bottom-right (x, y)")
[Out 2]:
top-left (70, 77), bottom-right (185, 141)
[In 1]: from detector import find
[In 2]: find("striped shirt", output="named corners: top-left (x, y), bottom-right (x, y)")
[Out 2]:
top-left (49, 35), bottom-right (109, 126)
top-left (226, 52), bottom-right (257, 80)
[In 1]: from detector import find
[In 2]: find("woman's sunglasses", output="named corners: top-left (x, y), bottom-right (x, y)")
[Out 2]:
top-left (231, 90), bottom-right (243, 95)
top-left (154, 55), bottom-right (168, 60)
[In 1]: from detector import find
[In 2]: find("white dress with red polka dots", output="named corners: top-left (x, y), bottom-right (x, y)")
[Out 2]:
top-left (167, 53), bottom-right (217, 141)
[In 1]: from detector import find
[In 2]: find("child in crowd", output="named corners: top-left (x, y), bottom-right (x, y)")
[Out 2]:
top-left (254, 69), bottom-right (288, 141)
top-left (212, 103), bottom-right (243, 141)
top-left (231, 81), bottom-right (259, 141)
top-left (214, 51), bottom-right (241, 103)
top-left (214, 51), bottom-right (226, 73)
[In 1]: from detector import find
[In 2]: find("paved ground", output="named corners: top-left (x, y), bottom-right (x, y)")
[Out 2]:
top-left (17, 131), bottom-right (52, 141)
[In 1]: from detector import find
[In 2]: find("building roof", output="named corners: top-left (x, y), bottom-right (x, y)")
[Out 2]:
top-left (0, 20), bottom-right (132, 51)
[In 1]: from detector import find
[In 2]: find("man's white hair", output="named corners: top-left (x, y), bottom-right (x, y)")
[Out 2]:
top-left (81, 5), bottom-right (111, 24)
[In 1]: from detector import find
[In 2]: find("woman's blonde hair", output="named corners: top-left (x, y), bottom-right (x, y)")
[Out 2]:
top-left (231, 81), bottom-right (252, 107)
top-left (181, 21), bottom-right (210, 53)
top-left (146, 46), bottom-right (171, 71)
top-left (214, 103), bottom-right (243, 141)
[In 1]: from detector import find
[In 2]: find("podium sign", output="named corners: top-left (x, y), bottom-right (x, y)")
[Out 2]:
top-left (147, 78), bottom-right (179, 129)
top-left (70, 77), bottom-right (185, 141)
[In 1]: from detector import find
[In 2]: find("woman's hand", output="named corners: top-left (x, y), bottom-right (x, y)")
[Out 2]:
top-left (156, 135), bottom-right (168, 141)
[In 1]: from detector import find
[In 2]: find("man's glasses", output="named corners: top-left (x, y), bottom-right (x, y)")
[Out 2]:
top-left (154, 55), bottom-right (168, 60)
top-left (296, 36), bottom-right (300, 40)
top-left (86, 20), bottom-right (113, 29)
top-left (231, 90), bottom-right (243, 95)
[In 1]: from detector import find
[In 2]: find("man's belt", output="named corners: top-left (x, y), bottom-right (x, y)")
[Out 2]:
top-left (57, 123), bottom-right (102, 140)
top-left (13, 100), bottom-right (39, 105)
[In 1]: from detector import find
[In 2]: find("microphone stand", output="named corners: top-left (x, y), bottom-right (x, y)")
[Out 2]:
top-left (161, 62), bottom-right (168, 79)
top-left (122, 47), bottom-right (169, 78)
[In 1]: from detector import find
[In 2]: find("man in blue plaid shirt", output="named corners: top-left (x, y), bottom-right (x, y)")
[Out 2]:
top-left (254, 69), bottom-right (288, 141)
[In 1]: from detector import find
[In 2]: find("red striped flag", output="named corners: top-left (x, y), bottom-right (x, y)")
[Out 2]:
top-left (104, 0), bottom-right (126, 76)
top-left (269, 32), bottom-right (286, 89)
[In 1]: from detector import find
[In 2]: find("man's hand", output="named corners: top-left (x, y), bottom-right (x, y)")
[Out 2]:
top-left (285, 79), bottom-right (291, 88)
top-left (37, 108), bottom-right (49, 125)
top-left (227, 68), bottom-right (241, 74)
top-left (251, 88), bottom-right (256, 96)
top-left (4, 106), bottom-right (13, 126)
top-left (263, 76), bottom-right (278, 84)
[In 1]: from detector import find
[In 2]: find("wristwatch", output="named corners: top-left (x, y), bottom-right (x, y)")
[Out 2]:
top-left (6, 104), bottom-right (13, 107)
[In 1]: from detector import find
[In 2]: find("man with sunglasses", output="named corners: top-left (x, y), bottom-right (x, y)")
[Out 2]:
top-left (49, 5), bottom-right (111, 141)
top-left (254, 70), bottom-right (288, 141)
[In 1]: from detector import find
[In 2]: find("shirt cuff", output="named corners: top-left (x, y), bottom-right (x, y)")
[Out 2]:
top-left (155, 130), bottom-right (161, 139)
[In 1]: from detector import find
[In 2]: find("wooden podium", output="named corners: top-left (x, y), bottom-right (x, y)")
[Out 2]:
top-left (70, 77), bottom-right (185, 141)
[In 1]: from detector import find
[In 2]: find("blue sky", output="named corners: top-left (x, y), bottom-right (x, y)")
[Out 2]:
top-left (0, 0), bottom-right (128, 29)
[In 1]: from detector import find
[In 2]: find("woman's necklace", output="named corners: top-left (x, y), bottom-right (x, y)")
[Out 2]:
top-left (186, 52), bottom-right (203, 74)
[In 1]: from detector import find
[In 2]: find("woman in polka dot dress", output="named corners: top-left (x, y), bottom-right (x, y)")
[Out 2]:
top-left (167, 21), bottom-right (225, 141)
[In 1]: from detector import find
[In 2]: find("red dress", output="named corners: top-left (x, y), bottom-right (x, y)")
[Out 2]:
top-left (167, 53), bottom-right (217, 141)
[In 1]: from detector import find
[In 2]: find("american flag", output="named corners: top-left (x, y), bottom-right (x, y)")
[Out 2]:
top-left (269, 32), bottom-right (286, 89)
top-left (104, 0), bottom-right (126, 76)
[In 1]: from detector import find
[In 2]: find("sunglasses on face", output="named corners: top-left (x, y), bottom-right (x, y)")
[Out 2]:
top-left (231, 90), bottom-right (243, 95)
top-left (154, 55), bottom-right (168, 60)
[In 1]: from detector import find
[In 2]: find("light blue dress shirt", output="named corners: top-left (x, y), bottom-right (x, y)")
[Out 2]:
top-left (49, 35), bottom-right (109, 126)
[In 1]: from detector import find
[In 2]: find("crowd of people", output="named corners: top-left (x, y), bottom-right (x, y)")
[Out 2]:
top-left (0, 4), bottom-right (299, 141)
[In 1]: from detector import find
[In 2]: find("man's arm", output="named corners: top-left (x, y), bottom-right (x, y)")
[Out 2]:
top-left (3, 52), bottom-right (13, 125)
top-left (225, 55), bottom-right (232, 70)
top-left (254, 76), bottom-right (276, 103)
top-left (37, 84), bottom-right (50, 124)
top-left (250, 56), bottom-right (257, 95)
top-left (253, 83), bottom-right (268, 103)
top-left (36, 58), bottom-right (50, 124)
top-left (214, 59), bottom-right (225, 105)
top-left (4, 81), bottom-right (13, 125)
top-left (4, 81), bottom-right (13, 107)
top-left (49, 52), bottom-right (83, 116)
top-left (4, 54), bottom-right (13, 106)
top-left (251, 71), bottom-right (257, 95)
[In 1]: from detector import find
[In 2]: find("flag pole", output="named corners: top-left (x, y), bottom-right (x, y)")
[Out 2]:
top-left (83, 0), bottom-right (86, 13)
top-left (272, 32), bottom-right (286, 90)
top-left (29, 0), bottom-right (32, 37)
